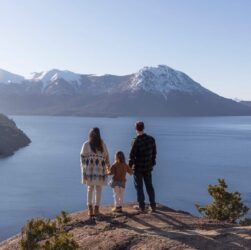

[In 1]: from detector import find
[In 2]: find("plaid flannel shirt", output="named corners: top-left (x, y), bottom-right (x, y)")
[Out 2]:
top-left (129, 133), bottom-right (157, 172)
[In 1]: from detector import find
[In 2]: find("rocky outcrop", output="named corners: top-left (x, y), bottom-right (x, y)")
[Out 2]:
top-left (1, 203), bottom-right (250, 249)
top-left (0, 114), bottom-right (31, 157)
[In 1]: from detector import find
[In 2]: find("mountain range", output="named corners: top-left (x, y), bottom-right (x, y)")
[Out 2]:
top-left (0, 65), bottom-right (250, 116)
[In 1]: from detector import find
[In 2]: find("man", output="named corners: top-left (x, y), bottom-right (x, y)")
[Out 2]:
top-left (129, 121), bottom-right (157, 212)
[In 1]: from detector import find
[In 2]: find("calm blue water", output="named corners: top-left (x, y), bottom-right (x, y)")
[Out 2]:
top-left (0, 116), bottom-right (251, 241)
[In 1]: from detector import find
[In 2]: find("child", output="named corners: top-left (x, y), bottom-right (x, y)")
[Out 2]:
top-left (107, 151), bottom-right (133, 212)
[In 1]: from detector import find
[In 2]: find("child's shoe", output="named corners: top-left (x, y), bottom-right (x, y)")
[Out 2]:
top-left (88, 205), bottom-right (94, 217)
top-left (94, 205), bottom-right (100, 215)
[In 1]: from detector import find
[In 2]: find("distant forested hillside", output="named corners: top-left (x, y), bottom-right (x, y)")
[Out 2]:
top-left (0, 114), bottom-right (31, 157)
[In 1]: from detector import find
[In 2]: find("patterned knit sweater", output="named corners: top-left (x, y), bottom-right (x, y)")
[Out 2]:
top-left (80, 141), bottom-right (110, 186)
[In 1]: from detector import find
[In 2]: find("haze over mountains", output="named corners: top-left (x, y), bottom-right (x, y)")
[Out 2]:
top-left (0, 65), bottom-right (250, 116)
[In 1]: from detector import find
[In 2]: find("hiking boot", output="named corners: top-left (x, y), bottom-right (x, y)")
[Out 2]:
top-left (88, 205), bottom-right (94, 217)
top-left (133, 205), bottom-right (145, 213)
top-left (139, 207), bottom-right (146, 213)
top-left (150, 204), bottom-right (156, 212)
top-left (94, 205), bottom-right (100, 215)
top-left (150, 207), bottom-right (156, 212)
top-left (112, 207), bottom-right (122, 213)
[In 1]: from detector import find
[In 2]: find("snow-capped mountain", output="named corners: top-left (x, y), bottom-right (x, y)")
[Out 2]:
top-left (129, 65), bottom-right (208, 95)
top-left (23, 69), bottom-right (129, 95)
top-left (25, 69), bottom-right (83, 94)
top-left (0, 65), bottom-right (250, 116)
top-left (0, 69), bottom-right (24, 84)
top-left (7, 65), bottom-right (211, 96)
top-left (27, 69), bottom-right (82, 86)
top-left (0, 65), bottom-right (212, 95)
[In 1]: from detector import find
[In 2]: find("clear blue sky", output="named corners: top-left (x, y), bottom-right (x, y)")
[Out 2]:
top-left (0, 0), bottom-right (250, 99)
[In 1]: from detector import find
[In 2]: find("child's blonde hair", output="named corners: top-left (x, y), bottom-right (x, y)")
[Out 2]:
top-left (115, 151), bottom-right (126, 164)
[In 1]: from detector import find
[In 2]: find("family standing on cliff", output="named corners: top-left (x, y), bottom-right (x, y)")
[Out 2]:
top-left (80, 121), bottom-right (157, 217)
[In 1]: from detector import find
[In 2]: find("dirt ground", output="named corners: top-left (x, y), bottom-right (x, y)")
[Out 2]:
top-left (1, 203), bottom-right (251, 250)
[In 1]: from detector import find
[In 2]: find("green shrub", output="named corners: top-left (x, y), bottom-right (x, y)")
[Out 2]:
top-left (195, 179), bottom-right (249, 223)
top-left (43, 232), bottom-right (79, 250)
top-left (56, 211), bottom-right (71, 227)
top-left (20, 211), bottom-right (78, 250)
top-left (240, 218), bottom-right (251, 226)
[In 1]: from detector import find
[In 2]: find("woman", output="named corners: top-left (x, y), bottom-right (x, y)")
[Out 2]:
top-left (80, 127), bottom-right (110, 217)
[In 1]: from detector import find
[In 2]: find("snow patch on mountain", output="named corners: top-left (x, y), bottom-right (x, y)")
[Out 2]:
top-left (129, 65), bottom-right (208, 95)
top-left (232, 97), bottom-right (243, 103)
top-left (0, 69), bottom-right (24, 84)
top-left (26, 69), bottom-right (82, 88)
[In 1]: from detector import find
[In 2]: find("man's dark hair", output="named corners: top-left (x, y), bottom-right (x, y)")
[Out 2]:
top-left (88, 127), bottom-right (103, 153)
top-left (135, 121), bottom-right (145, 132)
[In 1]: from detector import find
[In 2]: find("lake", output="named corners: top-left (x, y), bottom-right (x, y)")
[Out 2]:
top-left (0, 116), bottom-right (251, 241)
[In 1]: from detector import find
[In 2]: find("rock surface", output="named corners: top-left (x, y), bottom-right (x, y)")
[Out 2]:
top-left (0, 203), bottom-right (251, 250)
top-left (0, 114), bottom-right (30, 157)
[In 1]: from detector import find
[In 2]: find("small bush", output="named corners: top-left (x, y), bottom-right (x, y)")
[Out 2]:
top-left (20, 211), bottom-right (78, 250)
top-left (43, 232), bottom-right (79, 250)
top-left (56, 211), bottom-right (71, 227)
top-left (240, 218), bottom-right (251, 226)
top-left (196, 179), bottom-right (249, 223)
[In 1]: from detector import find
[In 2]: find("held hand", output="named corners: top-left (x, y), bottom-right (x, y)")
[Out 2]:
top-left (106, 166), bottom-right (110, 174)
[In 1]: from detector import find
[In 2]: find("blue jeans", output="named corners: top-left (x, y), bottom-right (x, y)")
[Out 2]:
top-left (134, 171), bottom-right (156, 210)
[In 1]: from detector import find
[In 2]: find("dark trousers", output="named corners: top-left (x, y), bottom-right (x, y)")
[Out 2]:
top-left (133, 171), bottom-right (156, 209)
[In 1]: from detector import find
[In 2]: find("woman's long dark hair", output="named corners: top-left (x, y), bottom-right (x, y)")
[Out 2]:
top-left (88, 127), bottom-right (104, 153)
